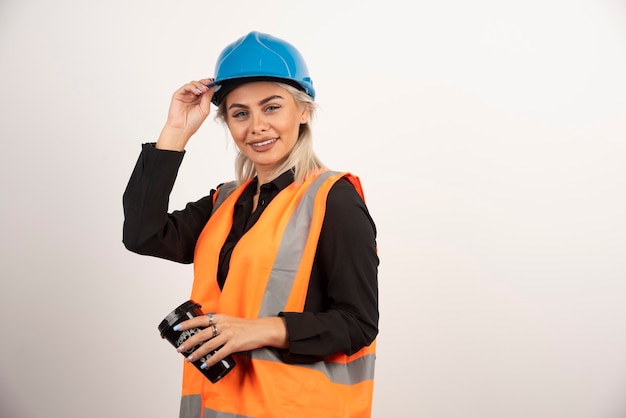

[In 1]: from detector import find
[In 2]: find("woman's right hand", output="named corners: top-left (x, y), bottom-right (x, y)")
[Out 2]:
top-left (156, 78), bottom-right (218, 151)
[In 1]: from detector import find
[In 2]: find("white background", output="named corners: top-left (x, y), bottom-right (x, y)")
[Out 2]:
top-left (1, 0), bottom-right (626, 417)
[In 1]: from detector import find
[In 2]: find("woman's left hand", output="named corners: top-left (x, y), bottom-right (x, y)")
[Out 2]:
top-left (174, 314), bottom-right (289, 368)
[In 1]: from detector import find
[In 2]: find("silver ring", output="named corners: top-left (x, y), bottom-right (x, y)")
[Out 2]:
top-left (212, 324), bottom-right (218, 338)
top-left (206, 313), bottom-right (214, 326)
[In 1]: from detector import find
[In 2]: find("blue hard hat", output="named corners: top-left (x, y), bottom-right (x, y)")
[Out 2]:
top-left (210, 31), bottom-right (315, 106)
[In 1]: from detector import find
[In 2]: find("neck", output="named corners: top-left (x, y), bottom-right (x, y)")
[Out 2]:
top-left (255, 168), bottom-right (274, 190)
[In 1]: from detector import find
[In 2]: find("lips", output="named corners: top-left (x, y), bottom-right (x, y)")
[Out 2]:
top-left (250, 138), bottom-right (278, 147)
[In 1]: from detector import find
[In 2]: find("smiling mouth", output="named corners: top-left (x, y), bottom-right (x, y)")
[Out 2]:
top-left (251, 138), bottom-right (278, 147)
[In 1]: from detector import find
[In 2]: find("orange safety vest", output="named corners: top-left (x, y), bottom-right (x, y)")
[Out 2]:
top-left (180, 170), bottom-right (376, 418)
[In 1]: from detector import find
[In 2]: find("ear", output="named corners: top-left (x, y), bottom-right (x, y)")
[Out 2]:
top-left (300, 107), bottom-right (310, 124)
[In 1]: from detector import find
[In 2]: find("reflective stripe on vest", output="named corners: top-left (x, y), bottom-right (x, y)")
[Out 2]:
top-left (181, 396), bottom-right (252, 418)
top-left (258, 170), bottom-right (334, 316)
top-left (251, 347), bottom-right (376, 385)
top-left (182, 170), bottom-right (375, 418)
top-left (211, 181), bottom-right (239, 213)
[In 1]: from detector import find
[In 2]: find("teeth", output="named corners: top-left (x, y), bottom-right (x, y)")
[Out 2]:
top-left (252, 138), bottom-right (277, 147)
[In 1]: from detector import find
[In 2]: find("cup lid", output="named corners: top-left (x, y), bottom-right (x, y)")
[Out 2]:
top-left (158, 300), bottom-right (202, 336)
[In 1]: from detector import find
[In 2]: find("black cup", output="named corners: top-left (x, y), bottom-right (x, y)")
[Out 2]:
top-left (158, 300), bottom-right (236, 383)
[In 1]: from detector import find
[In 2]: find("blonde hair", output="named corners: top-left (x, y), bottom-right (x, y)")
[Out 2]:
top-left (216, 82), bottom-right (325, 185)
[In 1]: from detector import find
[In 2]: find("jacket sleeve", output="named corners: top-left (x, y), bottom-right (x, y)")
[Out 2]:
top-left (279, 179), bottom-right (379, 363)
top-left (122, 143), bottom-right (216, 264)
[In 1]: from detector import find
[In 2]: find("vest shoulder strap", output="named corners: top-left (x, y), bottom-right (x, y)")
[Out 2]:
top-left (211, 181), bottom-right (239, 214)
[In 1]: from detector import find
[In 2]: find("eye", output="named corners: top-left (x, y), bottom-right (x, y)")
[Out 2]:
top-left (264, 104), bottom-right (280, 112)
top-left (231, 110), bottom-right (248, 118)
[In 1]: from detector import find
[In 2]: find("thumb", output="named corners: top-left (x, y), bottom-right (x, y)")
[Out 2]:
top-left (199, 89), bottom-right (214, 116)
top-left (198, 79), bottom-right (220, 116)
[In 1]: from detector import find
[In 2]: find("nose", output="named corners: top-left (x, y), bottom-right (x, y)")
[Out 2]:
top-left (251, 111), bottom-right (269, 134)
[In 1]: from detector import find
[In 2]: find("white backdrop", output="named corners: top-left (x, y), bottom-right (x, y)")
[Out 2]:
top-left (1, 1), bottom-right (626, 417)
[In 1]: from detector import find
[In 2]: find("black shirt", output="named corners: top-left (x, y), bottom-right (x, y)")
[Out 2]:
top-left (123, 143), bottom-right (379, 363)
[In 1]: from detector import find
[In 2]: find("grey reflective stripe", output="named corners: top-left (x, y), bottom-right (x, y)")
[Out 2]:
top-left (180, 395), bottom-right (253, 418)
top-left (211, 181), bottom-right (239, 214)
top-left (252, 347), bottom-right (376, 385)
top-left (179, 395), bottom-right (202, 418)
top-left (258, 170), bottom-right (338, 317)
top-left (203, 408), bottom-right (252, 418)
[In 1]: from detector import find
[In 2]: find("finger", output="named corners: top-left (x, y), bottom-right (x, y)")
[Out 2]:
top-left (188, 81), bottom-right (207, 96)
top-left (174, 314), bottom-right (223, 352)
top-left (176, 326), bottom-right (215, 355)
top-left (198, 85), bottom-right (214, 112)
top-left (190, 77), bottom-right (218, 95)
top-left (194, 338), bottom-right (232, 367)
top-left (174, 81), bottom-right (200, 95)
top-left (200, 343), bottom-right (233, 369)
top-left (173, 315), bottom-right (208, 332)
top-left (173, 81), bottom-right (208, 101)
top-left (185, 333), bottom-right (226, 363)
top-left (183, 80), bottom-right (217, 113)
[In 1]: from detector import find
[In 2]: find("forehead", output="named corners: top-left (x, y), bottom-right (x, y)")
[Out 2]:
top-left (225, 81), bottom-right (292, 106)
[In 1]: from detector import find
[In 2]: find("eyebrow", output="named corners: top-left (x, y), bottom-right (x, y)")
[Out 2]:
top-left (228, 95), bottom-right (284, 110)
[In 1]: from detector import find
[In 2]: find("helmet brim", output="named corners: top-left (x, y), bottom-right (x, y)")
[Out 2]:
top-left (208, 76), bottom-right (312, 107)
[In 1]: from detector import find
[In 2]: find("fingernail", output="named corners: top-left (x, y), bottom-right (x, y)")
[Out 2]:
top-left (200, 362), bottom-right (208, 369)
top-left (214, 85), bottom-right (222, 92)
top-left (186, 354), bottom-right (194, 362)
top-left (173, 324), bottom-right (182, 332)
top-left (195, 88), bottom-right (203, 94)
top-left (177, 345), bottom-right (185, 353)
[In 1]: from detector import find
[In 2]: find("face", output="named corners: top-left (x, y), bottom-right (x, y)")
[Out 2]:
top-left (224, 82), bottom-right (309, 182)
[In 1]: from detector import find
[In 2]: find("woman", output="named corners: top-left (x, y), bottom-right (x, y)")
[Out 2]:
top-left (123, 31), bottom-right (379, 418)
